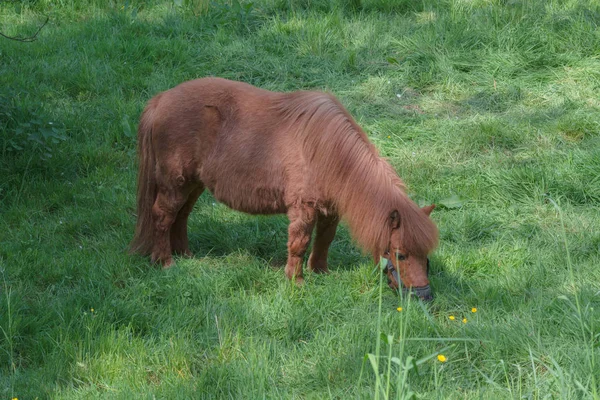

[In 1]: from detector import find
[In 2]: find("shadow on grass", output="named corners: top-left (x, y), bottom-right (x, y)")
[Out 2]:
top-left (185, 211), bottom-right (365, 272)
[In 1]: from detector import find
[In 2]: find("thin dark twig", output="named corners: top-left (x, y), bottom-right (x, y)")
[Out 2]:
top-left (0, 16), bottom-right (49, 42)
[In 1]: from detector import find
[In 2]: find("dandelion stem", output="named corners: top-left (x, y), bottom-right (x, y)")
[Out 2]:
top-left (374, 258), bottom-right (385, 400)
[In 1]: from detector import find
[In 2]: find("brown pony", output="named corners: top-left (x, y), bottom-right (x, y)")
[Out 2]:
top-left (130, 78), bottom-right (439, 299)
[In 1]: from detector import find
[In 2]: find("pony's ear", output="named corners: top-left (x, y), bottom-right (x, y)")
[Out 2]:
top-left (422, 204), bottom-right (435, 216)
top-left (390, 210), bottom-right (401, 229)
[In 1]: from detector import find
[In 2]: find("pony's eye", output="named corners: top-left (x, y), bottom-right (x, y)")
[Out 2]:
top-left (395, 253), bottom-right (407, 261)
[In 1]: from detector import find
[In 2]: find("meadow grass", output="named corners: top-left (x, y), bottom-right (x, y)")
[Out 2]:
top-left (1, 0), bottom-right (599, 398)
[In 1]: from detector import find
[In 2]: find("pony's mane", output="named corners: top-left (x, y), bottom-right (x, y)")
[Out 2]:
top-left (273, 91), bottom-right (439, 257)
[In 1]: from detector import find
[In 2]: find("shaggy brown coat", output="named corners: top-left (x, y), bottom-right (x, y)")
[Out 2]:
top-left (130, 78), bottom-right (438, 289)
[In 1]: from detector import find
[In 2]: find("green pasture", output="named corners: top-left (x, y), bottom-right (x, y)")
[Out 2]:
top-left (1, 0), bottom-right (599, 398)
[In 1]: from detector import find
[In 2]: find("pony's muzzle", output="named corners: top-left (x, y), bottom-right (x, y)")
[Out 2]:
top-left (408, 284), bottom-right (433, 301)
top-left (386, 258), bottom-right (434, 302)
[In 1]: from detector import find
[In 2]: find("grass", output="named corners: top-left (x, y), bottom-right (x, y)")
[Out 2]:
top-left (1, 0), bottom-right (599, 398)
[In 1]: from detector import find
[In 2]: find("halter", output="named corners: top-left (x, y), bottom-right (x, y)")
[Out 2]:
top-left (385, 256), bottom-right (432, 300)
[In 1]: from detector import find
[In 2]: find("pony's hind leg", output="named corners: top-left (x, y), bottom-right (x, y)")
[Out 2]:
top-left (171, 185), bottom-right (204, 256)
top-left (151, 186), bottom-right (188, 268)
top-left (285, 204), bottom-right (317, 284)
top-left (308, 213), bottom-right (339, 274)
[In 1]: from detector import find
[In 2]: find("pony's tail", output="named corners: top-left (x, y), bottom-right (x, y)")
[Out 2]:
top-left (129, 97), bottom-right (160, 255)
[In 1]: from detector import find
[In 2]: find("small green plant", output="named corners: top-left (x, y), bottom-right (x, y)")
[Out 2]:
top-left (120, 0), bottom-right (140, 21)
top-left (172, 0), bottom-right (211, 15)
top-left (173, 0), bottom-right (256, 31)
top-left (209, 0), bottom-right (255, 30)
top-left (0, 91), bottom-right (67, 161)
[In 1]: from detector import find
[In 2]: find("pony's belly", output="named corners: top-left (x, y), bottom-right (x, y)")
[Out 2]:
top-left (200, 150), bottom-right (289, 215)
top-left (210, 184), bottom-right (287, 215)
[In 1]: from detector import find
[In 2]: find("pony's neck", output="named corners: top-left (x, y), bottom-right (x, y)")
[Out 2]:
top-left (274, 91), bottom-right (436, 257)
top-left (333, 154), bottom-right (407, 256)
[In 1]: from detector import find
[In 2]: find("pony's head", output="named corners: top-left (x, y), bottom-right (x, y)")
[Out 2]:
top-left (383, 204), bottom-right (436, 301)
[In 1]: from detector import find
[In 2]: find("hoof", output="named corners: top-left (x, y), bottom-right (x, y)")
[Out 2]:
top-left (285, 269), bottom-right (305, 286)
top-left (152, 256), bottom-right (174, 269)
top-left (308, 260), bottom-right (330, 274)
top-left (173, 249), bottom-right (193, 258)
top-left (309, 266), bottom-right (330, 274)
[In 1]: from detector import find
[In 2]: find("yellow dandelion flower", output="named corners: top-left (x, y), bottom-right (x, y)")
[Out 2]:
top-left (471, 307), bottom-right (477, 313)
top-left (462, 318), bottom-right (467, 323)
top-left (437, 354), bottom-right (447, 363)
top-left (91, 308), bottom-right (95, 313)
top-left (387, 135), bottom-right (391, 139)
top-left (449, 315), bottom-right (455, 320)
top-left (396, 307), bottom-right (403, 312)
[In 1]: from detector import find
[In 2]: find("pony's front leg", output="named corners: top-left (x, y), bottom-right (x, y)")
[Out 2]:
top-left (308, 213), bottom-right (339, 274)
top-left (285, 205), bottom-right (317, 284)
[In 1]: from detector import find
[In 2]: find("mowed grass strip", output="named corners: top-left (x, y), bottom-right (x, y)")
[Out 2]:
top-left (1, 0), bottom-right (599, 398)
